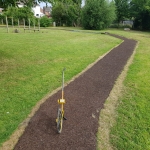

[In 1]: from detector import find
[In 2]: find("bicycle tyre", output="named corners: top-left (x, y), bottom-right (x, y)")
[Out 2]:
top-left (57, 108), bottom-right (63, 133)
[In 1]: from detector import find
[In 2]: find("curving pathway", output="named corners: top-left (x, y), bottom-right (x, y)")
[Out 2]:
top-left (14, 33), bottom-right (137, 150)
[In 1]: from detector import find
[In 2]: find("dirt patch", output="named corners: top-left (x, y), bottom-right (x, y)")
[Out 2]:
top-left (1, 33), bottom-right (137, 150)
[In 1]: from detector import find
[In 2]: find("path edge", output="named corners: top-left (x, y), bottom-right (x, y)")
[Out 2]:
top-left (97, 41), bottom-right (139, 150)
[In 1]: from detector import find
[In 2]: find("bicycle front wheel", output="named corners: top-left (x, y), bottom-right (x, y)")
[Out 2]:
top-left (56, 108), bottom-right (63, 133)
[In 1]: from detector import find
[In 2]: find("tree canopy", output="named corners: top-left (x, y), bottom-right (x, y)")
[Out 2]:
top-left (114, 0), bottom-right (150, 30)
top-left (0, 0), bottom-right (53, 9)
top-left (114, 0), bottom-right (130, 25)
top-left (82, 0), bottom-right (116, 30)
top-left (130, 0), bottom-right (150, 30)
top-left (52, 0), bottom-right (82, 26)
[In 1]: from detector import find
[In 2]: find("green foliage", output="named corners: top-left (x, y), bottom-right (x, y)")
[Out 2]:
top-left (114, 0), bottom-right (150, 30)
top-left (2, 6), bottom-right (34, 25)
top-left (17, 7), bottom-right (34, 20)
top-left (82, 0), bottom-right (116, 30)
top-left (0, 0), bottom-right (44, 9)
top-left (65, 3), bottom-right (80, 26)
top-left (0, 0), bottom-right (16, 10)
top-left (133, 10), bottom-right (150, 30)
top-left (50, 0), bottom-right (82, 6)
top-left (51, 2), bottom-right (66, 26)
top-left (0, 14), bottom-right (3, 20)
top-left (52, 1), bottom-right (81, 26)
top-left (130, 0), bottom-right (150, 30)
top-left (40, 16), bottom-right (52, 27)
top-left (114, 0), bottom-right (130, 25)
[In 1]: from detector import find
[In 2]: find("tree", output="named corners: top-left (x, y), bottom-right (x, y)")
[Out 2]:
top-left (40, 16), bottom-right (52, 27)
top-left (3, 6), bottom-right (34, 18)
top-left (65, 3), bottom-right (79, 26)
top-left (51, 2), bottom-right (65, 26)
top-left (129, 0), bottom-right (150, 30)
top-left (0, 0), bottom-right (33, 9)
top-left (52, 0), bottom-right (81, 26)
top-left (2, 6), bottom-right (34, 25)
top-left (82, 0), bottom-right (116, 30)
top-left (114, 0), bottom-right (130, 26)
top-left (0, 0), bottom-right (52, 10)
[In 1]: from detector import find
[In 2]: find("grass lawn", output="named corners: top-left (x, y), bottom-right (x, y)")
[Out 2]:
top-left (0, 27), bottom-right (121, 146)
top-left (104, 29), bottom-right (150, 150)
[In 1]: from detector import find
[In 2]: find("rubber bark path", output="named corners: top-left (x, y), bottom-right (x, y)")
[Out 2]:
top-left (14, 34), bottom-right (137, 150)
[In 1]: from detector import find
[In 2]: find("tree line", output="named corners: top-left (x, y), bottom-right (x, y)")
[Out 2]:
top-left (0, 0), bottom-right (150, 30)
top-left (115, 0), bottom-right (150, 30)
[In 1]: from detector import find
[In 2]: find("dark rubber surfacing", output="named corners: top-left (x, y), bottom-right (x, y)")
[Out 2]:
top-left (14, 34), bottom-right (137, 150)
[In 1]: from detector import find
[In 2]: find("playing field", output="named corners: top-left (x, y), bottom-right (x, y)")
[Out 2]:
top-left (0, 27), bottom-right (121, 146)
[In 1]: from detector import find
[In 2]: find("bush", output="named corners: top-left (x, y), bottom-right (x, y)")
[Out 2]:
top-left (81, 0), bottom-right (116, 30)
top-left (40, 16), bottom-right (52, 27)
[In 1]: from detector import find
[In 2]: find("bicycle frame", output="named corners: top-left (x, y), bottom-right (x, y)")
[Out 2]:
top-left (58, 68), bottom-right (66, 111)
top-left (56, 68), bottom-right (66, 133)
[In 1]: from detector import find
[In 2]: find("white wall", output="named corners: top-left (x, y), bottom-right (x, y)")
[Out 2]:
top-left (32, 5), bottom-right (44, 18)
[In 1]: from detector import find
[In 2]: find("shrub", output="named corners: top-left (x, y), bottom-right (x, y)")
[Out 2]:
top-left (40, 16), bottom-right (51, 27)
top-left (81, 0), bottom-right (116, 30)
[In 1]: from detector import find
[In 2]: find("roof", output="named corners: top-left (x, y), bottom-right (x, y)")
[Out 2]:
top-left (43, 6), bottom-right (51, 12)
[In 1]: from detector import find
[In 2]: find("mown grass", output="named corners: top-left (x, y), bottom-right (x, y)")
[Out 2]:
top-left (105, 29), bottom-right (150, 150)
top-left (0, 27), bottom-right (121, 146)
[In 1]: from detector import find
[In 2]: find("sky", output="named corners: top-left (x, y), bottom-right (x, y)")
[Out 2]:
top-left (39, 2), bottom-right (51, 8)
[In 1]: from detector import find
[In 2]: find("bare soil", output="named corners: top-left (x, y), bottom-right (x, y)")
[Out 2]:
top-left (14, 33), bottom-right (137, 150)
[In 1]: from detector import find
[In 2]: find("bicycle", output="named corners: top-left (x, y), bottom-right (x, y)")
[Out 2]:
top-left (56, 68), bottom-right (67, 133)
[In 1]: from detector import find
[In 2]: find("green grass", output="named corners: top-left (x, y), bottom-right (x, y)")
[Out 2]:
top-left (105, 29), bottom-right (150, 150)
top-left (0, 27), bottom-right (121, 146)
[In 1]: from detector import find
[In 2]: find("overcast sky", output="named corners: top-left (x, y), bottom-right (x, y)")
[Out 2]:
top-left (39, 2), bottom-right (51, 8)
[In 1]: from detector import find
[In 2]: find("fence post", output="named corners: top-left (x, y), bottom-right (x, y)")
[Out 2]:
top-left (1, 19), bottom-right (3, 25)
top-left (28, 18), bottom-right (30, 32)
top-left (12, 17), bottom-right (14, 28)
top-left (18, 19), bottom-right (20, 28)
top-left (34, 19), bottom-right (35, 31)
top-left (23, 18), bottom-right (25, 32)
top-left (38, 19), bottom-right (40, 31)
top-left (29, 19), bottom-right (30, 29)
top-left (6, 16), bottom-right (9, 33)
